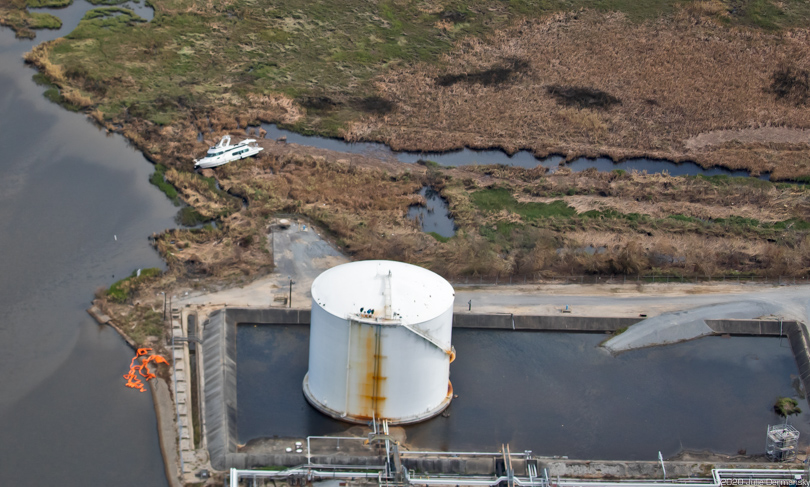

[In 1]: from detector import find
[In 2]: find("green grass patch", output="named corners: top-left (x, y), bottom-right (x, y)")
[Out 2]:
top-left (480, 221), bottom-right (522, 245)
top-left (667, 213), bottom-right (701, 224)
top-left (428, 231), bottom-right (450, 243)
top-left (713, 215), bottom-right (762, 228)
top-left (692, 174), bottom-right (773, 189)
top-left (417, 159), bottom-right (442, 169)
top-left (175, 206), bottom-right (209, 226)
top-left (149, 164), bottom-right (181, 205)
top-left (774, 397), bottom-right (802, 416)
top-left (580, 208), bottom-right (647, 222)
top-left (769, 218), bottom-right (810, 231)
top-left (26, 0), bottom-right (72, 7)
top-left (107, 267), bottom-right (162, 303)
top-left (471, 188), bottom-right (575, 220)
top-left (34, 74), bottom-right (83, 111)
top-left (27, 11), bottom-right (61, 29)
top-left (81, 6), bottom-right (143, 21)
top-left (32, 72), bottom-right (55, 88)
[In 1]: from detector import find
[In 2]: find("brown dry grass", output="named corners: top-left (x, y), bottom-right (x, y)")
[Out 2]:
top-left (24, 39), bottom-right (66, 83)
top-left (361, 10), bottom-right (810, 178)
top-left (129, 136), bottom-right (810, 299)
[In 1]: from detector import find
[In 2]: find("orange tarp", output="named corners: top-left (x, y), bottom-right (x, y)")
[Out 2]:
top-left (123, 348), bottom-right (169, 392)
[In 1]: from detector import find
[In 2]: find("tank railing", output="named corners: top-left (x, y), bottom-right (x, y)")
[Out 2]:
top-left (400, 322), bottom-right (452, 354)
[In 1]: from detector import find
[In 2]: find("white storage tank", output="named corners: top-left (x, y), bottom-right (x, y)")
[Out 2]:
top-left (304, 260), bottom-right (456, 425)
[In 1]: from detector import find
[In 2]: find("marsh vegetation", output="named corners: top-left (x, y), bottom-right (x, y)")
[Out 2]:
top-left (10, 0), bottom-right (810, 292)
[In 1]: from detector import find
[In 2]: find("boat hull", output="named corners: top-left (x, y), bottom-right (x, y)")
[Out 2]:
top-left (194, 146), bottom-right (263, 169)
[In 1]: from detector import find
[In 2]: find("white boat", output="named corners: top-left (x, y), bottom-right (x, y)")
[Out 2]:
top-left (194, 135), bottom-right (264, 169)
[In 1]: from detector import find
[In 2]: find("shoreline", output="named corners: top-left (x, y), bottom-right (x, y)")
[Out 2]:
top-left (86, 303), bottom-right (183, 487)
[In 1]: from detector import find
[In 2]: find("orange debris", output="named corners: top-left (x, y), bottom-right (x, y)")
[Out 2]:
top-left (123, 348), bottom-right (170, 392)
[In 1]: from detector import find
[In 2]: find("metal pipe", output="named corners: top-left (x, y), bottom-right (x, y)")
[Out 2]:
top-left (306, 435), bottom-right (366, 441)
top-left (230, 466), bottom-right (807, 487)
top-left (401, 450), bottom-right (513, 456)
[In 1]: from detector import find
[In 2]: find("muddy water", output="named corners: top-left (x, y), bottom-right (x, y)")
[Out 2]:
top-left (0, 2), bottom-right (172, 485)
top-left (408, 187), bottom-right (456, 238)
top-left (237, 326), bottom-right (809, 460)
top-left (260, 124), bottom-right (768, 178)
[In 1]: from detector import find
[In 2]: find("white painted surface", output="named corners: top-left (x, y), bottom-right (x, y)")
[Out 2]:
top-left (306, 260), bottom-right (454, 424)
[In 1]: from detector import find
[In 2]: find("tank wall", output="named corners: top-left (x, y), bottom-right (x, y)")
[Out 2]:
top-left (307, 302), bottom-right (349, 414)
top-left (408, 306), bottom-right (454, 350)
top-left (308, 294), bottom-right (454, 423)
top-left (378, 325), bottom-right (450, 420)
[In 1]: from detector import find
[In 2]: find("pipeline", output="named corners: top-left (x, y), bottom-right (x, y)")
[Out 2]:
top-left (229, 467), bottom-right (807, 487)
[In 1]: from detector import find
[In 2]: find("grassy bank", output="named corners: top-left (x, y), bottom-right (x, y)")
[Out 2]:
top-left (0, 0), bottom-right (62, 38)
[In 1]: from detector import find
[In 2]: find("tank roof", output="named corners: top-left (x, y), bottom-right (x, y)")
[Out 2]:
top-left (311, 260), bottom-right (454, 324)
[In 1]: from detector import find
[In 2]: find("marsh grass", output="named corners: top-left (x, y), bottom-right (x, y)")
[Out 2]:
top-left (18, 0), bottom-right (810, 283)
top-left (471, 187), bottom-right (577, 220)
top-left (369, 9), bottom-right (810, 177)
top-left (149, 164), bottom-right (180, 205)
top-left (770, 65), bottom-right (809, 106)
top-left (175, 206), bottom-right (208, 227)
top-left (107, 267), bottom-right (162, 303)
top-left (774, 397), bottom-right (802, 416)
top-left (428, 231), bottom-right (450, 243)
top-left (26, 0), bottom-right (71, 7)
top-left (27, 11), bottom-right (60, 28)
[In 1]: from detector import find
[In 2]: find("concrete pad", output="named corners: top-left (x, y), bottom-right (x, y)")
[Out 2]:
top-left (150, 379), bottom-right (183, 487)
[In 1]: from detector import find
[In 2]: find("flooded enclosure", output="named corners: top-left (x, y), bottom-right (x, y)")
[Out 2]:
top-left (408, 187), bottom-right (456, 238)
top-left (237, 325), bottom-right (809, 460)
top-left (260, 124), bottom-right (770, 179)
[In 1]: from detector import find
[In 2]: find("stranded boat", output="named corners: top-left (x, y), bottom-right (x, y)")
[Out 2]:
top-left (194, 135), bottom-right (263, 169)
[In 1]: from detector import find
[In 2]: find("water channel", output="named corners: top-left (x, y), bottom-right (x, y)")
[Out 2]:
top-left (0, 2), bottom-right (170, 485)
top-left (237, 325), bottom-right (810, 460)
top-left (259, 124), bottom-right (769, 178)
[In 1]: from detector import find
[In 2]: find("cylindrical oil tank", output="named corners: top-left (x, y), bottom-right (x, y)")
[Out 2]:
top-left (304, 260), bottom-right (455, 425)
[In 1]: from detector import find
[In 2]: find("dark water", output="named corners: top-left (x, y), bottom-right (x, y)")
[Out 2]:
top-left (260, 124), bottom-right (768, 179)
top-left (408, 187), bottom-right (456, 238)
top-left (0, 2), bottom-right (171, 485)
top-left (237, 325), bottom-right (810, 460)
